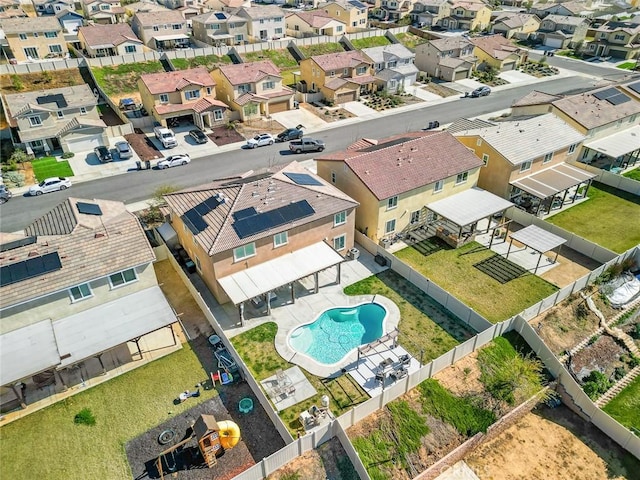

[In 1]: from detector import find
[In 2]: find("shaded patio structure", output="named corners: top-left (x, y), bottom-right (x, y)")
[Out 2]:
top-left (217, 242), bottom-right (345, 325)
top-left (580, 125), bottom-right (640, 173)
top-left (423, 188), bottom-right (514, 248)
top-left (505, 224), bottom-right (566, 274)
top-left (509, 163), bottom-right (597, 216)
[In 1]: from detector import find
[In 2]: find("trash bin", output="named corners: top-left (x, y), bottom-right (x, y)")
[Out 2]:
top-left (136, 160), bottom-right (141, 171)
top-left (145, 160), bottom-right (151, 170)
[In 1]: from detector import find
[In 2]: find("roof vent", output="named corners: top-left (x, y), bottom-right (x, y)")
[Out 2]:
top-left (95, 232), bottom-right (106, 238)
top-left (252, 191), bottom-right (259, 197)
top-left (27, 250), bottom-right (39, 257)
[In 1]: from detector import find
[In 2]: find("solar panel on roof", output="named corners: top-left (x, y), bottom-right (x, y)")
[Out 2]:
top-left (0, 252), bottom-right (62, 287)
top-left (0, 236), bottom-right (37, 252)
top-left (204, 196), bottom-right (221, 210)
top-left (214, 12), bottom-right (226, 19)
top-left (181, 210), bottom-right (208, 235)
top-left (361, 137), bottom-right (413, 152)
top-left (628, 81), bottom-right (640, 95)
top-left (36, 94), bottom-right (67, 108)
top-left (76, 202), bottom-right (102, 216)
top-left (348, 0), bottom-right (366, 8)
top-left (233, 207), bottom-right (257, 221)
top-left (233, 200), bottom-right (315, 239)
top-left (592, 88), bottom-right (618, 100)
top-left (606, 93), bottom-right (631, 105)
top-left (283, 172), bottom-right (323, 186)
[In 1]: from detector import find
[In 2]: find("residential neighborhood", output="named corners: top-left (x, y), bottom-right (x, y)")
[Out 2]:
top-left (0, 0), bottom-right (640, 479)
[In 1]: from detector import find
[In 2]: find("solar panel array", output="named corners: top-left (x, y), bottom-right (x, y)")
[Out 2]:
top-left (0, 236), bottom-right (37, 252)
top-left (181, 194), bottom-right (224, 235)
top-left (283, 172), bottom-right (323, 186)
top-left (361, 137), bottom-right (412, 153)
top-left (36, 94), bottom-right (67, 108)
top-left (593, 88), bottom-right (618, 100)
top-left (76, 202), bottom-right (103, 216)
top-left (233, 207), bottom-right (258, 221)
top-left (233, 200), bottom-right (315, 239)
top-left (214, 12), bottom-right (226, 19)
top-left (606, 93), bottom-right (631, 105)
top-left (348, 0), bottom-right (367, 8)
top-left (0, 252), bottom-right (62, 287)
top-left (628, 81), bottom-right (640, 94)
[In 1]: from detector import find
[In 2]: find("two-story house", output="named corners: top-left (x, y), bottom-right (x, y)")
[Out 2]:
top-left (138, 67), bottom-right (228, 129)
top-left (440, 0), bottom-right (492, 32)
top-left (532, 1), bottom-right (593, 20)
top-left (1, 16), bottom-right (64, 62)
top-left (3, 85), bottom-right (109, 155)
top-left (299, 51), bottom-right (376, 103)
top-left (235, 5), bottom-right (285, 42)
top-left (162, 161), bottom-right (358, 319)
top-left (124, 0), bottom-right (171, 19)
top-left (362, 43), bottom-right (418, 93)
top-left (378, 0), bottom-right (415, 22)
top-left (55, 9), bottom-right (84, 33)
top-left (414, 36), bottom-right (475, 81)
top-left (315, 130), bottom-right (485, 244)
top-left (537, 14), bottom-right (589, 49)
top-left (78, 23), bottom-right (145, 57)
top-left (491, 12), bottom-right (541, 40)
top-left (131, 10), bottom-right (190, 49)
top-left (32, 0), bottom-right (73, 16)
top-left (0, 198), bottom-right (179, 412)
top-left (82, 0), bottom-right (126, 24)
top-left (0, 0), bottom-right (27, 19)
top-left (320, 0), bottom-right (368, 33)
top-left (471, 34), bottom-right (526, 71)
top-left (583, 20), bottom-right (640, 59)
top-left (191, 11), bottom-right (248, 46)
top-left (285, 11), bottom-right (346, 38)
top-left (212, 60), bottom-right (293, 120)
top-left (204, 0), bottom-right (250, 13)
top-left (410, 0), bottom-right (450, 28)
top-left (453, 114), bottom-right (594, 216)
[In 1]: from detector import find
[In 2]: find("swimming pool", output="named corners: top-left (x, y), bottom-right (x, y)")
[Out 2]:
top-left (288, 302), bottom-right (387, 365)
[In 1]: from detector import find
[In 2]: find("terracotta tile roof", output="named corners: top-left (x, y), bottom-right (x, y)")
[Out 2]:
top-left (237, 4), bottom-right (284, 19)
top-left (1, 16), bottom-right (61, 34)
top-left (163, 161), bottom-right (358, 255)
top-left (291, 11), bottom-right (337, 28)
top-left (512, 90), bottom-right (562, 107)
top-left (311, 50), bottom-right (372, 71)
top-left (154, 96), bottom-right (227, 115)
top-left (429, 36), bottom-right (473, 51)
top-left (450, 0), bottom-right (486, 11)
top-left (140, 68), bottom-right (215, 95)
top-left (217, 60), bottom-right (281, 85)
top-left (78, 23), bottom-right (141, 47)
top-left (316, 131), bottom-right (484, 200)
top-left (543, 14), bottom-right (588, 26)
top-left (470, 34), bottom-right (521, 60)
top-left (0, 198), bottom-right (155, 308)
top-left (324, 77), bottom-right (349, 90)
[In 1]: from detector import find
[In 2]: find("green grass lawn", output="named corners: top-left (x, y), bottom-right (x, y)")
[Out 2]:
top-left (280, 67), bottom-right (299, 88)
top-left (0, 344), bottom-right (218, 480)
top-left (171, 54), bottom-right (232, 71)
top-left (546, 182), bottom-right (640, 253)
top-left (616, 62), bottom-right (638, 70)
top-left (623, 168), bottom-right (640, 181)
top-left (243, 49), bottom-right (298, 68)
top-left (298, 43), bottom-right (345, 57)
top-left (92, 62), bottom-right (165, 96)
top-left (602, 377), bottom-right (640, 433)
top-left (396, 242), bottom-right (558, 323)
top-left (31, 156), bottom-right (73, 181)
top-left (394, 32), bottom-right (426, 50)
top-left (350, 36), bottom-right (391, 49)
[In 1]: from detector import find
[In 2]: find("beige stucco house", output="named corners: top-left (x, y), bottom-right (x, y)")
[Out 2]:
top-left (191, 10), bottom-right (248, 46)
top-left (285, 10), bottom-right (346, 38)
top-left (235, 5), bottom-right (285, 42)
top-left (131, 10), bottom-right (190, 49)
top-left (440, 0), bottom-right (491, 32)
top-left (414, 36), bottom-right (475, 81)
top-left (491, 12), bottom-right (540, 39)
top-left (471, 34), bottom-right (526, 71)
top-left (82, 0), bottom-right (126, 24)
top-left (1, 16), bottom-right (64, 62)
top-left (78, 23), bottom-right (146, 57)
top-left (583, 20), bottom-right (640, 60)
top-left (319, 0), bottom-right (368, 33)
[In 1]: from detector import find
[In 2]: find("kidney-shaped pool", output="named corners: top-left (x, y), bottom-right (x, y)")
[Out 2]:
top-left (288, 302), bottom-right (387, 365)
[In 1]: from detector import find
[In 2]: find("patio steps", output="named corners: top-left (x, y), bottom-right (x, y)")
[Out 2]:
top-left (595, 365), bottom-right (640, 407)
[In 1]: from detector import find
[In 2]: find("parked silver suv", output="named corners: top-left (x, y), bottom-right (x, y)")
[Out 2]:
top-left (0, 185), bottom-right (12, 204)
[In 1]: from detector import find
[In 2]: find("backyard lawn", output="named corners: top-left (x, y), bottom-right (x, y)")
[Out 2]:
top-left (396, 242), bottom-right (559, 323)
top-left (243, 50), bottom-right (298, 69)
top-left (623, 168), bottom-right (640, 182)
top-left (0, 344), bottom-right (217, 480)
top-left (171, 54), bottom-right (232, 70)
top-left (602, 377), bottom-right (640, 433)
top-left (298, 43), bottom-right (345, 57)
top-left (546, 182), bottom-right (640, 253)
top-left (350, 36), bottom-right (391, 49)
top-left (92, 62), bottom-right (165, 96)
top-left (31, 156), bottom-right (73, 181)
top-left (394, 32), bottom-right (427, 50)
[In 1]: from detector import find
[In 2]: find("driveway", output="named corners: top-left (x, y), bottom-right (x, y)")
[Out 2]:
top-left (270, 106), bottom-right (328, 131)
top-left (341, 101), bottom-right (378, 117)
top-left (498, 70), bottom-right (537, 83)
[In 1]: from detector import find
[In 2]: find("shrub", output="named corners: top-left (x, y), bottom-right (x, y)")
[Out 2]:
top-left (4, 171), bottom-right (25, 187)
top-left (582, 370), bottom-right (611, 400)
top-left (614, 366), bottom-right (626, 380)
top-left (629, 354), bottom-right (640, 368)
top-left (11, 74), bottom-right (23, 91)
top-left (61, 152), bottom-right (75, 159)
top-left (9, 149), bottom-right (29, 164)
top-left (74, 407), bottom-right (96, 426)
top-left (633, 323), bottom-right (640, 340)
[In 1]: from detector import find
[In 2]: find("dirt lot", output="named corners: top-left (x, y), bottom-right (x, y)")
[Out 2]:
top-left (301, 102), bottom-right (355, 123)
top-left (569, 335), bottom-right (625, 380)
top-left (234, 117), bottom-right (285, 138)
top-left (125, 131), bottom-right (164, 162)
top-left (465, 405), bottom-right (640, 480)
top-left (422, 83), bottom-right (460, 97)
top-left (0, 69), bottom-right (85, 94)
top-left (208, 126), bottom-right (245, 146)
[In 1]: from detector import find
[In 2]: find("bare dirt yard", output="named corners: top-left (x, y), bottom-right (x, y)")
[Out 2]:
top-left (234, 118), bottom-right (285, 138)
top-left (301, 102), bottom-right (356, 123)
top-left (125, 130), bottom-right (164, 162)
top-left (465, 405), bottom-right (640, 480)
top-left (0, 69), bottom-right (85, 95)
top-left (208, 126), bottom-right (245, 146)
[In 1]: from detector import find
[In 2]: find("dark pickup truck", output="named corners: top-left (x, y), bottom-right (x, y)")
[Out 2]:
top-left (289, 138), bottom-right (325, 153)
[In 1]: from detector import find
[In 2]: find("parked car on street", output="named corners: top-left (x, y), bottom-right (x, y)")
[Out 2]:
top-left (94, 146), bottom-right (113, 163)
top-left (289, 138), bottom-right (325, 153)
top-left (29, 177), bottom-right (72, 196)
top-left (157, 154), bottom-right (191, 169)
top-left (246, 133), bottom-right (274, 148)
top-left (276, 124), bottom-right (304, 142)
top-left (0, 185), bottom-right (12, 204)
top-left (470, 86), bottom-right (491, 97)
top-left (189, 129), bottom-right (208, 144)
top-left (115, 141), bottom-right (133, 159)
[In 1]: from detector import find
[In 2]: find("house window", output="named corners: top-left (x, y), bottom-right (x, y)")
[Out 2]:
top-left (262, 81), bottom-right (275, 90)
top-left (385, 219), bottom-right (396, 234)
top-left (233, 242), bottom-right (256, 262)
top-left (568, 143), bottom-right (577, 154)
top-left (69, 283), bottom-right (92, 301)
top-left (33, 32), bottom-right (38, 38)
top-left (337, 26), bottom-right (343, 32)
top-left (434, 179), bottom-right (443, 192)
top-left (410, 210), bottom-right (420, 224)
top-left (153, 25), bottom-right (159, 31)
top-left (100, 4), bottom-right (109, 9)
top-left (389, 80), bottom-right (397, 89)
top-left (455, 172), bottom-right (468, 185)
top-left (275, 16), bottom-right (283, 22)
top-left (31, 140), bottom-right (43, 148)
top-left (275, 27), bottom-right (282, 34)
top-left (19, 33), bottom-right (27, 40)
top-left (206, 87), bottom-right (212, 95)
top-left (387, 196), bottom-right (398, 210)
top-left (482, 153), bottom-right (489, 166)
top-left (45, 31), bottom-right (57, 38)
top-left (109, 268), bottom-right (137, 288)
top-left (29, 116), bottom-right (42, 126)
top-left (356, 66), bottom-right (367, 75)
top-left (334, 210), bottom-right (346, 226)
top-left (520, 160), bottom-right (532, 172)
top-left (124, 45), bottom-right (136, 53)
top-left (185, 89), bottom-right (200, 100)
top-left (80, 107), bottom-right (87, 115)
top-left (195, 255), bottom-right (202, 272)
top-left (331, 171), bottom-right (336, 183)
top-left (211, 24), bottom-right (220, 30)
top-left (159, 94), bottom-right (169, 103)
top-left (476, 138), bottom-right (482, 146)
top-left (333, 234), bottom-right (346, 251)
top-left (57, 111), bottom-right (64, 119)
top-left (543, 152), bottom-right (553, 163)
top-left (49, 45), bottom-right (62, 54)
top-left (259, 18), bottom-right (264, 24)
top-left (388, 60), bottom-right (397, 68)
top-left (235, 34), bottom-right (244, 42)
top-left (329, 70), bottom-right (335, 77)
top-left (273, 231), bottom-right (288, 247)
top-left (172, 24), bottom-right (182, 30)
top-left (238, 83), bottom-right (251, 94)
top-left (213, 109), bottom-right (223, 120)
top-left (614, 34), bottom-right (624, 41)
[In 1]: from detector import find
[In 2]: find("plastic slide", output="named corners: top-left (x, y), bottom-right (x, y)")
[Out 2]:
top-left (217, 420), bottom-right (241, 449)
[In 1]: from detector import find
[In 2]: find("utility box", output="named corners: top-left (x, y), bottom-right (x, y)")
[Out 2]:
top-left (374, 254), bottom-right (387, 266)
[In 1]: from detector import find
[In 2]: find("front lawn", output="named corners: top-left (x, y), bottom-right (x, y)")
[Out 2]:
top-left (350, 36), bottom-right (391, 49)
top-left (242, 49), bottom-right (298, 69)
top-left (396, 242), bottom-right (558, 323)
top-left (31, 156), bottom-right (73, 181)
top-left (92, 62), bottom-right (165, 96)
top-left (623, 168), bottom-right (640, 181)
top-left (171, 54), bottom-right (232, 70)
top-left (298, 43), bottom-right (345, 57)
top-left (0, 344), bottom-right (218, 480)
top-left (602, 377), bottom-right (640, 433)
top-left (616, 62), bottom-right (638, 70)
top-left (546, 182), bottom-right (640, 253)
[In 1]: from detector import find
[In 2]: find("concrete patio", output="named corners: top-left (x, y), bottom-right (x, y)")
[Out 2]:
top-left (260, 366), bottom-right (316, 412)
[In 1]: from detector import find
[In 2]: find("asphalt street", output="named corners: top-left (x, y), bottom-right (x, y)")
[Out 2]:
top-left (0, 75), bottom-right (607, 232)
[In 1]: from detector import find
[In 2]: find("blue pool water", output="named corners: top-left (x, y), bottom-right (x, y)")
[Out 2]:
top-left (289, 303), bottom-right (387, 365)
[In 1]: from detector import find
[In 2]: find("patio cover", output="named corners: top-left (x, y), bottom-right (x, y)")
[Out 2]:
top-left (53, 286), bottom-right (177, 368)
top-left (510, 163), bottom-right (596, 199)
top-left (0, 320), bottom-right (59, 386)
top-left (152, 33), bottom-right (190, 41)
top-left (583, 125), bottom-right (640, 158)
top-left (510, 225), bottom-right (566, 253)
top-left (218, 242), bottom-right (344, 305)
top-left (426, 188), bottom-right (514, 227)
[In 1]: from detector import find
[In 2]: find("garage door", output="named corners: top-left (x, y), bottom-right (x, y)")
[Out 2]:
top-left (65, 135), bottom-right (103, 152)
top-left (269, 100), bottom-right (289, 114)
top-left (545, 38), bottom-right (563, 49)
top-left (454, 70), bottom-right (468, 81)
top-left (503, 61), bottom-right (516, 71)
top-left (336, 91), bottom-right (357, 104)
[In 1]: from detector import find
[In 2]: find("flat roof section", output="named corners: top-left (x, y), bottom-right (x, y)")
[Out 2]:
top-left (583, 125), bottom-right (640, 158)
top-left (426, 188), bottom-right (514, 227)
top-left (509, 224), bottom-right (566, 254)
top-left (510, 163), bottom-right (596, 199)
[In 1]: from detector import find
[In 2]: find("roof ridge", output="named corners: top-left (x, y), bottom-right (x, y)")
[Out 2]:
top-left (208, 183), bottom-right (244, 256)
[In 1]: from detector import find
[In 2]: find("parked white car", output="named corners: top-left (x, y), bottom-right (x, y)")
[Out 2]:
top-left (157, 154), bottom-right (191, 169)
top-left (246, 133), bottom-right (274, 148)
top-left (29, 177), bottom-right (72, 196)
